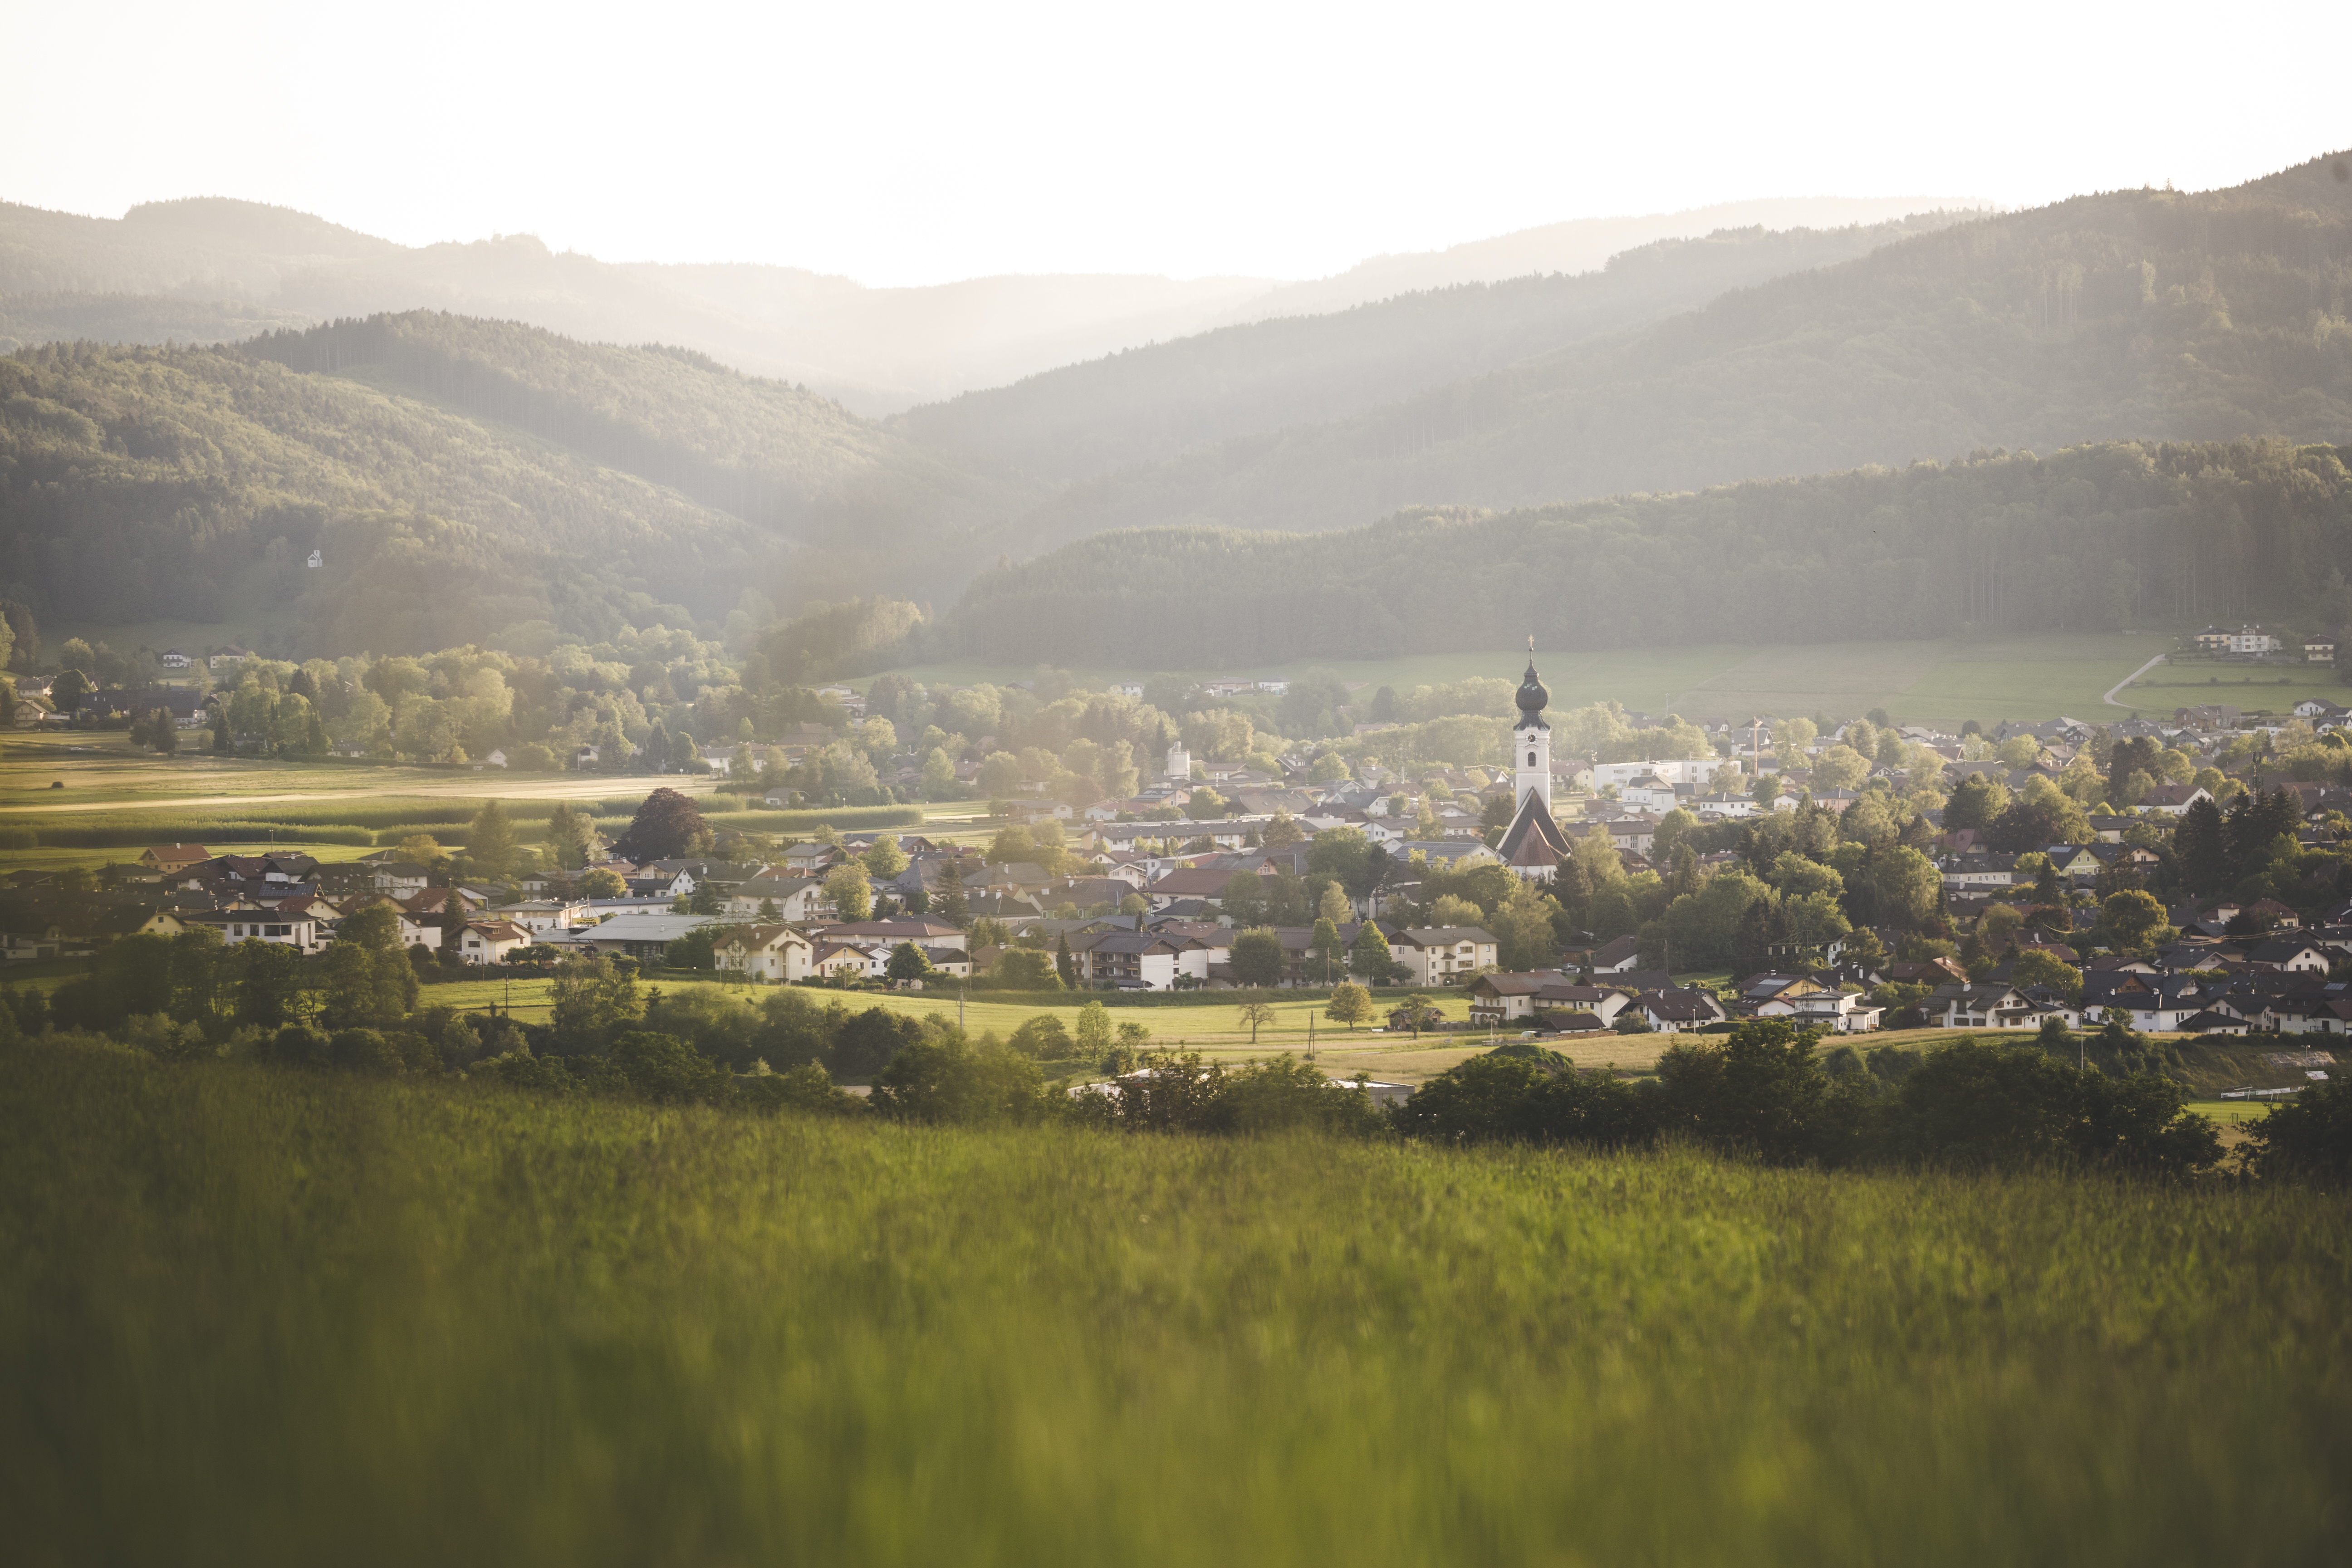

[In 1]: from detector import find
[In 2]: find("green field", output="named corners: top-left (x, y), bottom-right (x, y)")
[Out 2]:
top-left (880, 633), bottom-right (2184, 726)
top-left (1, 1046), bottom-right (2339, 1567)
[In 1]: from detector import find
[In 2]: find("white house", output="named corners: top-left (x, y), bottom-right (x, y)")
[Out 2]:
top-left (1388, 927), bottom-right (1498, 986)
top-left (482, 899), bottom-right (588, 935)
top-left (714, 923), bottom-right (813, 983)
top-left (455, 920), bottom-right (534, 965)
top-left (193, 911), bottom-right (322, 950)
top-left (1589, 759), bottom-right (1723, 790)
top-left (726, 870), bottom-right (829, 921)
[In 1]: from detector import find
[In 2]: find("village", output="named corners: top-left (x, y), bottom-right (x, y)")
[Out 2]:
top-left (7, 626), bottom-right (2352, 1081)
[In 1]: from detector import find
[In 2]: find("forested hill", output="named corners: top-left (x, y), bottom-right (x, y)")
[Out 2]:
top-left (0, 314), bottom-right (1035, 655)
top-left (0, 341), bottom-right (764, 655)
top-left (241, 313), bottom-right (1029, 589)
top-left (893, 216), bottom-right (1966, 486)
top-left (985, 152), bottom-right (2352, 555)
top-left (942, 439), bottom-right (2352, 665)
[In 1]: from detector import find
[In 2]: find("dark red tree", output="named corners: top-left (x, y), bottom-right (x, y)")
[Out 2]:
top-left (612, 788), bottom-right (707, 862)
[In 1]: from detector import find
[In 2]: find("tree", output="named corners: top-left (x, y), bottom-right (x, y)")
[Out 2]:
top-left (939, 858), bottom-right (970, 927)
top-left (2174, 796), bottom-right (2230, 894)
top-left (921, 747), bottom-right (959, 798)
top-left (1400, 993), bottom-right (1436, 1039)
top-left (467, 799), bottom-right (517, 881)
top-left (319, 906), bottom-right (419, 1028)
top-left (545, 802), bottom-right (593, 869)
top-left (994, 948), bottom-right (1060, 989)
top-left (1352, 922), bottom-right (1396, 984)
top-left (1325, 980), bottom-right (1373, 1029)
top-left (579, 867), bottom-right (626, 898)
top-left (886, 941), bottom-right (933, 981)
top-left (757, 897), bottom-right (781, 921)
top-left (1944, 772), bottom-right (2009, 833)
top-left (233, 938), bottom-right (304, 1030)
top-left (51, 668), bottom-right (91, 715)
top-left (167, 926), bottom-right (225, 1024)
top-left (1262, 811), bottom-right (1305, 850)
top-left (1308, 917), bottom-right (1346, 980)
top-left (863, 833), bottom-right (909, 879)
top-left (825, 862), bottom-right (874, 922)
top-left (2101, 889), bottom-right (2167, 951)
top-left (2010, 948), bottom-right (2082, 1004)
top-left (978, 752), bottom-right (1023, 798)
top-left (1054, 931), bottom-right (1078, 987)
top-left (1235, 994), bottom-right (1279, 1045)
top-left (549, 955), bottom-right (642, 1053)
top-left (1073, 1000), bottom-right (1112, 1059)
top-left (612, 788), bottom-right (708, 862)
top-left (1230, 927), bottom-right (1286, 988)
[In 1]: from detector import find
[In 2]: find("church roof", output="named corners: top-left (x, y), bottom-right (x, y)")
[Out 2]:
top-left (1496, 789), bottom-right (1573, 867)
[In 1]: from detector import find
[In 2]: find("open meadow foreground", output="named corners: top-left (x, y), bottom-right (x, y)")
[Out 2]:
top-left (3, 1044), bottom-right (2346, 1568)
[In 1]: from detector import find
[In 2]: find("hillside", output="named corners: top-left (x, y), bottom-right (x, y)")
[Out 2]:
top-left (0, 311), bottom-right (1039, 653)
top-left (986, 152), bottom-right (2352, 553)
top-left (240, 313), bottom-right (1028, 590)
top-left (895, 216), bottom-right (1968, 486)
top-left (942, 438), bottom-right (2352, 666)
top-left (0, 339), bottom-right (767, 654)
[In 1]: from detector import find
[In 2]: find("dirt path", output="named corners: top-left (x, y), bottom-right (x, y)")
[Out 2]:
top-left (2104, 652), bottom-right (2166, 708)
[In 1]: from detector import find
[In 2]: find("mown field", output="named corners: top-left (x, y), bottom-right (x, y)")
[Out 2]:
top-left (0, 730), bottom-right (929, 863)
top-left (884, 632), bottom-right (2175, 726)
top-left (0, 1045), bottom-right (2341, 1568)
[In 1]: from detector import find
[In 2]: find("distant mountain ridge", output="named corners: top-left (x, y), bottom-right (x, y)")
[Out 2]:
top-left (980, 152), bottom-right (2352, 555)
top-left (0, 192), bottom-right (1975, 414)
top-left (895, 215), bottom-right (1973, 487)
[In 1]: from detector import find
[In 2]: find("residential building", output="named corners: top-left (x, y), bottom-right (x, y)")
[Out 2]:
top-left (714, 924), bottom-right (813, 983)
top-left (454, 920), bottom-right (534, 965)
top-left (1389, 927), bottom-right (1499, 986)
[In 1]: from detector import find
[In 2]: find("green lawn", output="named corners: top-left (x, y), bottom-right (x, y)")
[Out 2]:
top-left (879, 633), bottom-right (2177, 726)
top-left (2, 1048), bottom-right (2340, 1567)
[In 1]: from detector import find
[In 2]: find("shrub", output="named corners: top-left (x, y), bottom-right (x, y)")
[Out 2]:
top-left (2241, 1080), bottom-right (2352, 1182)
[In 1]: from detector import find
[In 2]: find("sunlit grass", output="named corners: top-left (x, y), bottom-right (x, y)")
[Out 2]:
top-left (0, 1047), bottom-right (2340, 1566)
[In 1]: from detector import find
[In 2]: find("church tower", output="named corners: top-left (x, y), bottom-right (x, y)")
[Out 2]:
top-left (1514, 643), bottom-right (1551, 814)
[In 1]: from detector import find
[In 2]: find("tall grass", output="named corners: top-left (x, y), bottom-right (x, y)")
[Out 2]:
top-left (10, 799), bottom-right (923, 850)
top-left (1, 1045), bottom-right (2342, 1567)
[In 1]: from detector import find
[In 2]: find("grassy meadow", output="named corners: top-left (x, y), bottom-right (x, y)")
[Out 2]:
top-left (1, 1044), bottom-right (2342, 1568)
top-left (882, 632), bottom-right (2184, 726)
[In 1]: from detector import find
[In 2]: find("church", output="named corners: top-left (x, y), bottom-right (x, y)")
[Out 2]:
top-left (1494, 646), bottom-right (1575, 880)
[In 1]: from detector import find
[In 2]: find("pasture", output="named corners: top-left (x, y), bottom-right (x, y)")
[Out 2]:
top-left (882, 632), bottom-right (2182, 726)
top-left (0, 1046), bottom-right (2340, 1568)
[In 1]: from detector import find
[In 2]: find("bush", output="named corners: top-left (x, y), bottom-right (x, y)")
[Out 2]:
top-left (2241, 1080), bottom-right (2352, 1183)
top-left (870, 1030), bottom-right (1050, 1124)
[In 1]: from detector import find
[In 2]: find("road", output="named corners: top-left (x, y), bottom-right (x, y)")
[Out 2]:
top-left (2103, 652), bottom-right (2167, 708)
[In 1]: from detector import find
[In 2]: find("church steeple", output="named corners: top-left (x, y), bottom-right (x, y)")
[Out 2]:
top-left (1513, 637), bottom-right (1551, 814)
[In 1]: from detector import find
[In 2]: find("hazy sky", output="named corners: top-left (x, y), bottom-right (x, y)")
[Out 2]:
top-left (2, 0), bottom-right (2341, 287)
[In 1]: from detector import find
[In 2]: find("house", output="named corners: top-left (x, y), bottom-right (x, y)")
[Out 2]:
top-left (206, 644), bottom-right (255, 670)
top-left (781, 842), bottom-right (841, 875)
top-left (159, 648), bottom-right (192, 671)
top-left (568, 912), bottom-right (744, 961)
top-left (1070, 931), bottom-right (1201, 990)
top-left (191, 910), bottom-right (323, 951)
top-left (808, 941), bottom-right (875, 980)
top-left (1633, 988), bottom-right (1729, 1033)
top-left (1389, 927), bottom-right (1499, 986)
top-left (2192, 625), bottom-right (2282, 656)
top-left (454, 920), bottom-right (534, 965)
top-left (714, 923), bottom-right (814, 983)
top-left (726, 871), bottom-right (829, 921)
top-left (481, 899), bottom-right (588, 935)
top-left (138, 844), bottom-right (211, 876)
top-left (809, 918), bottom-right (968, 954)
top-left (2140, 783), bottom-right (2214, 816)
top-left (2245, 938), bottom-right (2329, 973)
top-left (1143, 866), bottom-right (1238, 912)
top-left (1580, 934), bottom-right (1643, 974)
top-left (2305, 635), bottom-right (2338, 664)
top-left (1927, 982), bottom-right (2038, 1028)
top-left (370, 862), bottom-right (431, 894)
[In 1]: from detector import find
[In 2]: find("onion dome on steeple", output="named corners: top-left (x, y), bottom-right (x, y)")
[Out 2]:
top-left (1515, 639), bottom-right (1549, 729)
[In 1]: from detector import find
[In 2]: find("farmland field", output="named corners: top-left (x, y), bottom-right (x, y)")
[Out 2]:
top-left (1, 1046), bottom-right (2341, 1568)
top-left (881, 632), bottom-right (2189, 726)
